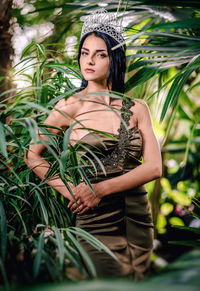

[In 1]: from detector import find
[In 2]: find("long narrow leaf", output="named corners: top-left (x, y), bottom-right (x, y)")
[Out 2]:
top-left (21, 41), bottom-right (36, 59)
top-left (53, 227), bottom-right (65, 269)
top-left (0, 200), bottom-right (7, 259)
top-left (33, 232), bottom-right (45, 278)
top-left (160, 74), bottom-right (182, 122)
top-left (9, 201), bottom-right (27, 234)
top-left (49, 235), bottom-right (82, 271)
top-left (24, 117), bottom-right (38, 143)
top-left (0, 257), bottom-right (9, 289)
top-left (35, 191), bottom-right (49, 225)
top-left (183, 116), bottom-right (200, 164)
top-left (0, 122), bottom-right (8, 158)
top-left (42, 250), bottom-right (60, 281)
top-left (172, 225), bottom-right (200, 235)
top-left (169, 240), bottom-right (200, 246)
top-left (66, 230), bottom-right (97, 278)
top-left (125, 67), bottom-right (160, 92)
top-left (69, 227), bottom-right (118, 261)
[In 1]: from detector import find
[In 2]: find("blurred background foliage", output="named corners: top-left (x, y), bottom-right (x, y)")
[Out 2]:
top-left (0, 0), bottom-right (200, 289)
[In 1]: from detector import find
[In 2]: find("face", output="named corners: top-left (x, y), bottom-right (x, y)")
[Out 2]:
top-left (79, 34), bottom-right (110, 84)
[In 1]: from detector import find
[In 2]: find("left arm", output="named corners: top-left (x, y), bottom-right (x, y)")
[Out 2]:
top-left (96, 100), bottom-right (162, 196)
top-left (69, 101), bottom-right (162, 214)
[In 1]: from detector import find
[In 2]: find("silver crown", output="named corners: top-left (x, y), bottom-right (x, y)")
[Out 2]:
top-left (81, 8), bottom-right (125, 46)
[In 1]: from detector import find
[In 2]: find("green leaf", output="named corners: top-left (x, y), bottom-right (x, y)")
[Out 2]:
top-left (160, 74), bottom-right (182, 122)
top-left (42, 250), bottom-right (60, 281)
top-left (169, 240), bottom-right (200, 246)
top-left (75, 127), bottom-right (118, 140)
top-left (0, 159), bottom-right (23, 185)
top-left (0, 257), bottom-right (9, 288)
top-left (9, 201), bottom-right (27, 234)
top-left (150, 18), bottom-right (200, 30)
top-left (80, 144), bottom-right (106, 176)
top-left (170, 69), bottom-right (194, 107)
top-left (78, 167), bottom-right (95, 194)
top-left (33, 232), bottom-right (45, 278)
top-left (63, 122), bottom-right (81, 152)
top-left (24, 117), bottom-right (38, 143)
top-left (0, 122), bottom-right (8, 158)
top-left (46, 64), bottom-right (82, 79)
top-left (22, 101), bottom-right (51, 115)
top-left (6, 193), bottom-right (31, 207)
top-left (125, 67), bottom-right (160, 92)
top-left (177, 106), bottom-right (191, 121)
top-left (66, 230), bottom-right (97, 278)
top-left (183, 116), bottom-right (200, 164)
top-left (37, 127), bottom-right (58, 149)
top-left (36, 44), bottom-right (46, 57)
top-left (49, 234), bottom-right (82, 271)
top-left (53, 227), bottom-right (65, 269)
top-left (69, 227), bottom-right (118, 262)
top-left (21, 41), bottom-right (36, 59)
top-left (0, 200), bottom-right (7, 259)
top-left (172, 225), bottom-right (200, 235)
top-left (184, 208), bottom-right (200, 220)
top-left (35, 191), bottom-right (49, 225)
top-left (4, 125), bottom-right (23, 150)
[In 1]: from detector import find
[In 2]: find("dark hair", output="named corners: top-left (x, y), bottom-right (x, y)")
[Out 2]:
top-left (78, 30), bottom-right (126, 94)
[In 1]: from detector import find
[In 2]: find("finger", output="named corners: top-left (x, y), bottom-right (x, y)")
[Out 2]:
top-left (68, 198), bottom-right (81, 209)
top-left (73, 198), bottom-right (81, 206)
top-left (71, 199), bottom-right (85, 211)
top-left (73, 204), bottom-right (84, 214)
top-left (68, 201), bottom-right (73, 208)
top-left (70, 202), bottom-right (78, 211)
top-left (68, 198), bottom-right (78, 207)
top-left (78, 206), bottom-right (90, 215)
top-left (77, 198), bottom-right (81, 205)
top-left (68, 190), bottom-right (80, 206)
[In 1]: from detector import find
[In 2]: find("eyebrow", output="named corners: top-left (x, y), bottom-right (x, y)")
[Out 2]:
top-left (81, 47), bottom-right (107, 52)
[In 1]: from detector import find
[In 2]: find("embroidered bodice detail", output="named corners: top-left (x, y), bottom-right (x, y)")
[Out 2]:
top-left (76, 97), bottom-right (142, 179)
top-left (117, 97), bottom-right (135, 161)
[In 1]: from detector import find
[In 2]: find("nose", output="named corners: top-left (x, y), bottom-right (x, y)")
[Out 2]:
top-left (87, 54), bottom-right (95, 65)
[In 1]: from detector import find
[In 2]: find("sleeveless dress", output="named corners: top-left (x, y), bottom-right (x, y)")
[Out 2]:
top-left (75, 98), bottom-right (154, 279)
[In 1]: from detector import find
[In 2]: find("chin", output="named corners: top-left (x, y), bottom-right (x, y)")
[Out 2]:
top-left (83, 76), bottom-right (98, 81)
top-left (83, 75), bottom-right (107, 83)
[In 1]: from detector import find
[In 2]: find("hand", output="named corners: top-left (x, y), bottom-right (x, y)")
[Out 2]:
top-left (68, 183), bottom-right (101, 215)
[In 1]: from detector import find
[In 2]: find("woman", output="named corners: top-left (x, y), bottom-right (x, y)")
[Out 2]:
top-left (25, 10), bottom-right (162, 279)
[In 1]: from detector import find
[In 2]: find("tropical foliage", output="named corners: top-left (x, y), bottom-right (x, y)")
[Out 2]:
top-left (0, 0), bottom-right (200, 289)
top-left (0, 42), bottom-right (120, 287)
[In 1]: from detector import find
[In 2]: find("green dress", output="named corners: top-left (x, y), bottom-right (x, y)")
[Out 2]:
top-left (75, 98), bottom-right (154, 279)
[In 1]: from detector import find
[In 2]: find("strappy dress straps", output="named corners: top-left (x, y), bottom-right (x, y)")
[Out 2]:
top-left (117, 97), bottom-right (135, 160)
top-left (119, 97), bottom-right (135, 130)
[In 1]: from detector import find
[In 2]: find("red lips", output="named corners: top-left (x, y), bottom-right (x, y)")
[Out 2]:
top-left (85, 68), bottom-right (95, 73)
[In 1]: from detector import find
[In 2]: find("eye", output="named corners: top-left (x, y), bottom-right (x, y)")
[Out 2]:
top-left (97, 53), bottom-right (107, 58)
top-left (81, 51), bottom-right (88, 55)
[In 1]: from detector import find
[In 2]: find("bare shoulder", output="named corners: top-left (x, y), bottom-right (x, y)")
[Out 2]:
top-left (53, 94), bottom-right (79, 114)
top-left (131, 98), bottom-right (151, 119)
top-left (132, 98), bottom-right (149, 112)
top-left (130, 99), bottom-right (152, 129)
top-left (43, 94), bottom-right (81, 129)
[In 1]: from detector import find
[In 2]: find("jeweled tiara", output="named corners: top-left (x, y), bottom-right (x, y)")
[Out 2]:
top-left (81, 8), bottom-right (125, 47)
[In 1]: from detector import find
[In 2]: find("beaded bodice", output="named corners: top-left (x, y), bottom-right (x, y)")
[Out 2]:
top-left (76, 97), bottom-right (143, 181)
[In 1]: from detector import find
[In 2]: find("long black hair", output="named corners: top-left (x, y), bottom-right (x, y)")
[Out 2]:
top-left (78, 30), bottom-right (126, 94)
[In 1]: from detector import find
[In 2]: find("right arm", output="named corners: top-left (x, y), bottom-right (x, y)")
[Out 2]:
top-left (25, 99), bottom-right (76, 200)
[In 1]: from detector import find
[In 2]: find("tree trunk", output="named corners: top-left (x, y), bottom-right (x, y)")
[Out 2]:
top-left (0, 0), bottom-right (13, 101)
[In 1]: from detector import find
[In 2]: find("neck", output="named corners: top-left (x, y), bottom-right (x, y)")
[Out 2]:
top-left (84, 80), bottom-right (109, 93)
top-left (82, 80), bottom-right (111, 105)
